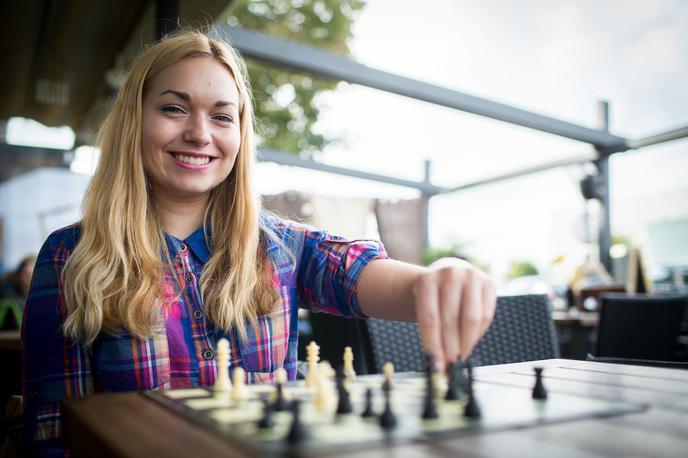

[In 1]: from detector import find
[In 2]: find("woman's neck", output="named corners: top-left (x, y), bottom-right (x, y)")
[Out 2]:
top-left (156, 194), bottom-right (208, 240)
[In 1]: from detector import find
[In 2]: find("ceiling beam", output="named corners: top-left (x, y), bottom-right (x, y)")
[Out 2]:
top-left (627, 125), bottom-right (688, 149)
top-left (222, 25), bottom-right (628, 150)
top-left (257, 148), bottom-right (446, 195)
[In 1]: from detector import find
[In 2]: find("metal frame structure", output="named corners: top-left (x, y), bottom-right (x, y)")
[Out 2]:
top-left (219, 25), bottom-right (688, 272)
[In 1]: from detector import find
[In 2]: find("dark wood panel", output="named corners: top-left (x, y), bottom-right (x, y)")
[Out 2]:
top-left (63, 393), bottom-right (247, 458)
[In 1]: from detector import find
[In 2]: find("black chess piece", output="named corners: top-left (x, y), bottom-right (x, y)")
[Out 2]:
top-left (361, 387), bottom-right (375, 418)
top-left (286, 399), bottom-right (307, 444)
top-left (463, 362), bottom-right (481, 419)
top-left (336, 371), bottom-right (353, 414)
top-left (272, 380), bottom-right (289, 411)
top-left (379, 385), bottom-right (397, 429)
top-left (422, 356), bottom-right (438, 420)
top-left (532, 367), bottom-right (548, 400)
top-left (445, 359), bottom-right (463, 401)
top-left (257, 398), bottom-right (275, 429)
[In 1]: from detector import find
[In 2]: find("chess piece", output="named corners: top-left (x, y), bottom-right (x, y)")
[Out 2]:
top-left (231, 367), bottom-right (250, 401)
top-left (445, 359), bottom-right (463, 401)
top-left (463, 362), bottom-right (481, 419)
top-left (532, 367), bottom-right (548, 400)
top-left (382, 362), bottom-right (394, 392)
top-left (379, 382), bottom-right (397, 429)
top-left (272, 368), bottom-right (289, 411)
top-left (314, 361), bottom-right (335, 411)
top-left (214, 338), bottom-right (232, 396)
top-left (361, 387), bottom-right (375, 418)
top-left (287, 399), bottom-right (307, 444)
top-left (305, 341), bottom-right (320, 387)
top-left (257, 398), bottom-right (275, 429)
top-left (422, 356), bottom-right (438, 420)
top-left (335, 370), bottom-right (353, 415)
top-left (342, 346), bottom-right (356, 384)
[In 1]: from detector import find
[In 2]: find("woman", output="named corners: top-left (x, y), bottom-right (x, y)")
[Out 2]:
top-left (22, 31), bottom-right (495, 455)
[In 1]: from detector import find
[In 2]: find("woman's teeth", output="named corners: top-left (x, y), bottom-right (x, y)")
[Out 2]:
top-left (174, 154), bottom-right (210, 165)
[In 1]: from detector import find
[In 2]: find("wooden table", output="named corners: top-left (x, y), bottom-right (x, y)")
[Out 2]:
top-left (63, 359), bottom-right (688, 458)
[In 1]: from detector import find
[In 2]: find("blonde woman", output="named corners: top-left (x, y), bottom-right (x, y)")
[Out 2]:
top-left (22, 31), bottom-right (495, 455)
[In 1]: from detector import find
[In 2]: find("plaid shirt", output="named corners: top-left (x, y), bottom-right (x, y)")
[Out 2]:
top-left (22, 213), bottom-right (386, 456)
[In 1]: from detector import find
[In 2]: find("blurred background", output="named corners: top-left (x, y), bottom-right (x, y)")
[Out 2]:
top-left (1, 0), bottom-right (687, 303)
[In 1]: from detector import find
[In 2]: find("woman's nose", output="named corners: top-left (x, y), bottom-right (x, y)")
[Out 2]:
top-left (184, 114), bottom-right (211, 145)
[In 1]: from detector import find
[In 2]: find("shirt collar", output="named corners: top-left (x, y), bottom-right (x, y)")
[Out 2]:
top-left (164, 226), bottom-right (210, 263)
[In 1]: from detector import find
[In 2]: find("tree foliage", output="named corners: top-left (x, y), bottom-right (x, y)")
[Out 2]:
top-left (223, 0), bottom-right (366, 155)
top-left (506, 261), bottom-right (539, 279)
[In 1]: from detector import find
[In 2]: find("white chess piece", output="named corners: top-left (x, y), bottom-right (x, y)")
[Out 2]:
top-left (342, 346), bottom-right (356, 384)
top-left (305, 341), bottom-right (320, 387)
top-left (383, 361), bottom-right (395, 391)
top-left (214, 338), bottom-right (232, 397)
top-left (231, 367), bottom-right (250, 401)
top-left (314, 361), bottom-right (335, 411)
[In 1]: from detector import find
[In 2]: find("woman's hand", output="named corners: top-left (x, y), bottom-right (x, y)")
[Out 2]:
top-left (412, 257), bottom-right (496, 369)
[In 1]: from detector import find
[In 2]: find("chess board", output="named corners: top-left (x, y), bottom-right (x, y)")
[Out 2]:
top-left (145, 371), bottom-right (645, 457)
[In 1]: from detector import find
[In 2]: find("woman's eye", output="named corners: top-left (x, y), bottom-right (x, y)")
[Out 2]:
top-left (161, 105), bottom-right (185, 114)
top-left (214, 114), bottom-right (234, 123)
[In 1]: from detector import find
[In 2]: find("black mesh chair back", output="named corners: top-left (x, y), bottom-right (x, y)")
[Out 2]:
top-left (357, 294), bottom-right (559, 373)
top-left (470, 294), bottom-right (560, 366)
top-left (593, 294), bottom-right (688, 362)
top-left (360, 318), bottom-right (425, 373)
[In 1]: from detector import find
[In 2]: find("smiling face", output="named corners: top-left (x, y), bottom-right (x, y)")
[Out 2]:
top-left (141, 56), bottom-right (241, 204)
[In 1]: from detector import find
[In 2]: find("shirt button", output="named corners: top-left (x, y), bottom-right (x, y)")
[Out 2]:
top-left (203, 349), bottom-right (214, 360)
top-left (179, 243), bottom-right (187, 252)
top-left (193, 310), bottom-right (203, 319)
top-left (185, 275), bottom-right (194, 284)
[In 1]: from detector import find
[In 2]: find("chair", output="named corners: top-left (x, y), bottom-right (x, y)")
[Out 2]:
top-left (307, 294), bottom-right (560, 374)
top-left (589, 293), bottom-right (688, 366)
top-left (470, 294), bottom-right (560, 366)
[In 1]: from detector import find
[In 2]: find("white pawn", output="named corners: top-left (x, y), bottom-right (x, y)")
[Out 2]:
top-left (231, 367), bottom-right (250, 401)
top-left (305, 341), bottom-right (320, 387)
top-left (342, 346), bottom-right (356, 384)
top-left (214, 338), bottom-right (232, 397)
top-left (382, 362), bottom-right (395, 391)
top-left (314, 361), bottom-right (335, 411)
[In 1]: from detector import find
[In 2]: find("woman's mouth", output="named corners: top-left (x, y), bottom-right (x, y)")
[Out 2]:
top-left (172, 153), bottom-right (211, 165)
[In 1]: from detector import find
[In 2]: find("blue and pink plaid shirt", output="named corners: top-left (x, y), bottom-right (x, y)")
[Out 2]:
top-left (22, 213), bottom-right (386, 455)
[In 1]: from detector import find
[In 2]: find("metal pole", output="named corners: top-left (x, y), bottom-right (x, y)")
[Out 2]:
top-left (595, 101), bottom-right (613, 274)
top-left (421, 160), bottom-right (432, 251)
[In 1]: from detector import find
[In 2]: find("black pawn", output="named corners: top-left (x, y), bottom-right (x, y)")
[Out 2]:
top-left (379, 386), bottom-right (397, 429)
top-left (286, 399), bottom-right (307, 444)
top-left (257, 398), bottom-right (275, 429)
top-left (336, 371), bottom-right (353, 414)
top-left (380, 380), bottom-right (397, 429)
top-left (463, 363), bottom-right (481, 419)
top-left (361, 388), bottom-right (375, 418)
top-left (272, 381), bottom-right (289, 412)
top-left (422, 358), bottom-right (438, 420)
top-left (445, 360), bottom-right (463, 401)
top-left (532, 367), bottom-right (548, 400)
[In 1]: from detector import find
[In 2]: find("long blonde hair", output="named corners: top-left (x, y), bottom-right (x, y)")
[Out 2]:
top-left (63, 31), bottom-right (278, 345)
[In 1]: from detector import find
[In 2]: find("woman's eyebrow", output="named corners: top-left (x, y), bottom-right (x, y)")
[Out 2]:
top-left (158, 89), bottom-right (236, 108)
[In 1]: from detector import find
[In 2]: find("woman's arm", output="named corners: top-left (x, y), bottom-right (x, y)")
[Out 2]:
top-left (22, 228), bottom-right (93, 455)
top-left (356, 257), bottom-right (496, 369)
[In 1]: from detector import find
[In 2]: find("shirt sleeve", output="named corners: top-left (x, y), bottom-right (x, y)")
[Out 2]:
top-left (297, 227), bottom-right (388, 318)
top-left (22, 227), bottom-right (93, 456)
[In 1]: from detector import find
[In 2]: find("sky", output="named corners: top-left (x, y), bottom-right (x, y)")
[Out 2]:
top-left (255, 0), bottom-right (688, 281)
top-left (7, 0), bottom-right (688, 282)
